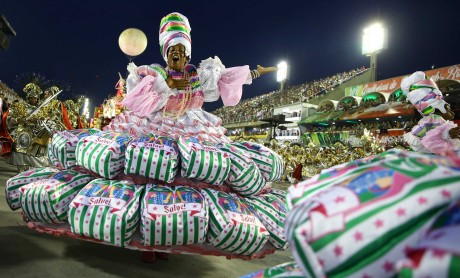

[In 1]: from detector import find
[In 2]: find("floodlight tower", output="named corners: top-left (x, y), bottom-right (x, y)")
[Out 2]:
top-left (277, 61), bottom-right (288, 92)
top-left (362, 23), bottom-right (387, 82)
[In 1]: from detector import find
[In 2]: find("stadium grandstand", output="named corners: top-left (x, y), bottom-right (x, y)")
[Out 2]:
top-left (212, 64), bottom-right (460, 145)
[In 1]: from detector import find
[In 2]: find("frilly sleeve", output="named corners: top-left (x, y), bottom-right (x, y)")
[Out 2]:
top-left (122, 63), bottom-right (177, 117)
top-left (198, 56), bottom-right (251, 106)
top-left (421, 120), bottom-right (460, 155)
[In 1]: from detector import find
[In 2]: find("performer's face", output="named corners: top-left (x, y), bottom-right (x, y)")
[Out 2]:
top-left (28, 97), bottom-right (38, 105)
top-left (167, 44), bottom-right (188, 72)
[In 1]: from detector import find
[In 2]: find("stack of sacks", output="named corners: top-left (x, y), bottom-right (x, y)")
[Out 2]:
top-left (248, 192), bottom-right (288, 250)
top-left (178, 136), bottom-right (230, 185)
top-left (68, 178), bottom-right (143, 247)
top-left (125, 134), bottom-right (179, 183)
top-left (5, 167), bottom-right (60, 210)
top-left (140, 184), bottom-right (208, 246)
top-left (202, 188), bottom-right (269, 256)
top-left (241, 261), bottom-right (305, 278)
top-left (75, 130), bottom-right (133, 179)
top-left (20, 170), bottom-right (94, 223)
top-left (285, 150), bottom-right (460, 277)
top-left (48, 129), bottom-right (100, 169)
top-left (220, 144), bottom-right (266, 197)
top-left (231, 141), bottom-right (284, 182)
top-left (398, 199), bottom-right (460, 277)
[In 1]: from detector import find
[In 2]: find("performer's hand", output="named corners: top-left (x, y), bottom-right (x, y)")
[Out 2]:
top-left (166, 77), bottom-right (190, 90)
top-left (257, 65), bottom-right (278, 76)
top-left (449, 127), bottom-right (460, 139)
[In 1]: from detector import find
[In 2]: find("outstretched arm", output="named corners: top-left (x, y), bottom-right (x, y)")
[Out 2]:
top-left (256, 65), bottom-right (277, 76)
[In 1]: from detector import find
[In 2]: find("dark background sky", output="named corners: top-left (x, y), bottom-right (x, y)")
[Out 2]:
top-left (1, 0), bottom-right (459, 114)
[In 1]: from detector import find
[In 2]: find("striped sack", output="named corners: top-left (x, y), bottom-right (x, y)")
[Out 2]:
top-left (285, 149), bottom-right (427, 210)
top-left (49, 129), bottom-right (100, 169)
top-left (202, 188), bottom-right (269, 256)
top-left (140, 184), bottom-right (208, 246)
top-left (178, 136), bottom-right (231, 185)
top-left (5, 167), bottom-right (60, 210)
top-left (398, 199), bottom-right (460, 278)
top-left (68, 178), bottom-right (143, 247)
top-left (232, 141), bottom-right (284, 182)
top-left (220, 144), bottom-right (266, 197)
top-left (20, 170), bottom-right (94, 223)
top-left (240, 261), bottom-right (305, 278)
top-left (285, 152), bottom-right (460, 278)
top-left (248, 192), bottom-right (288, 250)
top-left (125, 134), bottom-right (179, 183)
top-left (75, 130), bottom-right (133, 179)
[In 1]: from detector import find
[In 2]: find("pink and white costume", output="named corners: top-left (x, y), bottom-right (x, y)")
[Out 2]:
top-left (402, 71), bottom-right (460, 155)
top-left (104, 57), bottom-right (252, 143)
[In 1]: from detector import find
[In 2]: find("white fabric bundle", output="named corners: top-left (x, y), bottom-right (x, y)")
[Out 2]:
top-left (231, 141), bottom-right (284, 182)
top-left (5, 167), bottom-right (59, 210)
top-left (124, 134), bottom-right (179, 182)
top-left (178, 136), bottom-right (231, 185)
top-left (140, 184), bottom-right (208, 246)
top-left (48, 129), bottom-right (100, 169)
top-left (75, 131), bottom-right (133, 178)
top-left (220, 144), bottom-right (266, 197)
top-left (202, 188), bottom-right (269, 256)
top-left (20, 170), bottom-right (94, 223)
top-left (68, 178), bottom-right (143, 247)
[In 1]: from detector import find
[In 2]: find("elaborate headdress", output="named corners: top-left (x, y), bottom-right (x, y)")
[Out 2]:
top-left (401, 71), bottom-right (447, 116)
top-left (23, 83), bottom-right (42, 99)
top-left (159, 12), bottom-right (192, 62)
top-left (44, 86), bottom-right (60, 97)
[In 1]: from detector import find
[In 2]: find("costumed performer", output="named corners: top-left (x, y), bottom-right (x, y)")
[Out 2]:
top-left (402, 71), bottom-right (460, 155)
top-left (104, 12), bottom-right (276, 143)
top-left (103, 12), bottom-right (277, 263)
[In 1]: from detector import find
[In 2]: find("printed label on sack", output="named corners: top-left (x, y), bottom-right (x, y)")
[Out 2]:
top-left (59, 130), bottom-right (78, 141)
top-left (73, 181), bottom-right (134, 216)
top-left (144, 188), bottom-right (204, 220)
top-left (217, 194), bottom-right (264, 228)
top-left (85, 136), bottom-right (114, 146)
top-left (147, 203), bottom-right (202, 215)
top-left (132, 142), bottom-right (177, 154)
top-left (20, 178), bottom-right (58, 193)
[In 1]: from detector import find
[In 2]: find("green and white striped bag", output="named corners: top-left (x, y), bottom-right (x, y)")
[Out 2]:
top-left (398, 199), bottom-right (460, 278)
top-left (232, 141), bottom-right (284, 182)
top-left (178, 136), bottom-right (231, 185)
top-left (125, 135), bottom-right (179, 183)
top-left (248, 193), bottom-right (288, 250)
top-left (49, 129), bottom-right (100, 169)
top-left (20, 170), bottom-right (94, 223)
top-left (75, 131), bottom-right (133, 179)
top-left (140, 184), bottom-right (208, 246)
top-left (68, 178), bottom-right (143, 247)
top-left (5, 167), bottom-right (59, 210)
top-left (202, 188), bottom-right (269, 256)
top-left (285, 152), bottom-right (460, 278)
top-left (220, 144), bottom-right (266, 197)
top-left (241, 261), bottom-right (305, 278)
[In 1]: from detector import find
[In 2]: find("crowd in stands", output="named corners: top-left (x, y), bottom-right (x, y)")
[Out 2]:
top-left (212, 67), bottom-right (367, 124)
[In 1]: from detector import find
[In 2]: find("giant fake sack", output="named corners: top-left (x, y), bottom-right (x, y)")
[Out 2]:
top-left (5, 167), bottom-right (59, 210)
top-left (285, 151), bottom-right (460, 277)
top-left (68, 178), bottom-right (143, 247)
top-left (124, 134), bottom-right (179, 183)
top-left (75, 130), bottom-right (133, 179)
top-left (20, 170), bottom-right (94, 223)
top-left (202, 188), bottom-right (269, 256)
top-left (140, 184), bottom-right (208, 246)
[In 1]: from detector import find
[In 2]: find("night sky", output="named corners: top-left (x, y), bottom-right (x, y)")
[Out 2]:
top-left (1, 0), bottom-right (460, 114)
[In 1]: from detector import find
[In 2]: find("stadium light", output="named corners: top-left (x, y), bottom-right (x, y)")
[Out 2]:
top-left (82, 97), bottom-right (90, 119)
top-left (277, 61), bottom-right (288, 92)
top-left (362, 22), bottom-right (387, 82)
